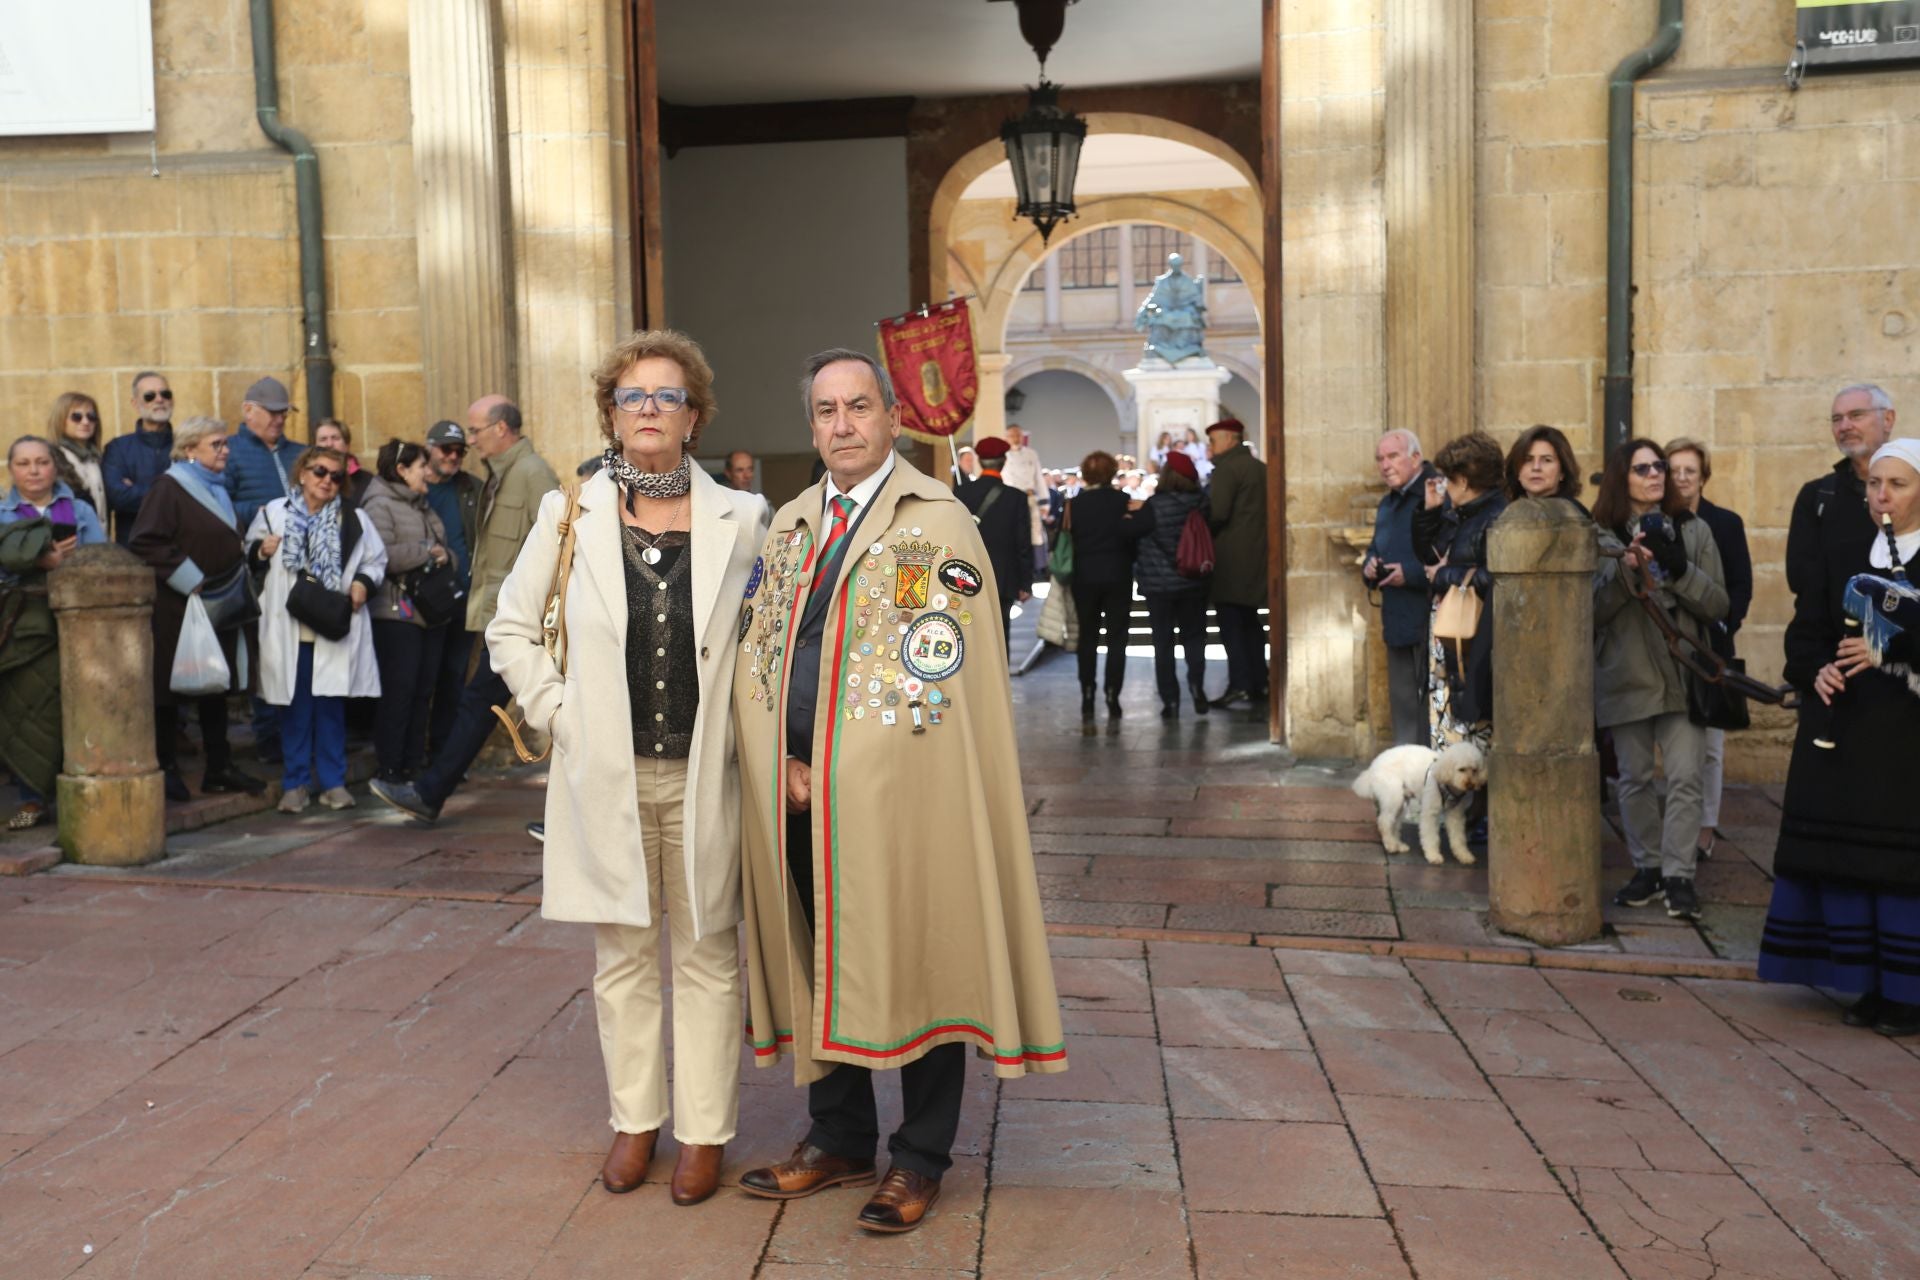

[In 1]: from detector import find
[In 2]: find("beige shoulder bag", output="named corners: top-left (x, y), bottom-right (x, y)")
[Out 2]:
top-left (490, 488), bottom-right (582, 764)
top-left (1431, 581), bottom-right (1482, 670)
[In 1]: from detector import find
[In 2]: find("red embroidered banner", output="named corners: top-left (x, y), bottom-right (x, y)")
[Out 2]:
top-left (877, 300), bottom-right (978, 443)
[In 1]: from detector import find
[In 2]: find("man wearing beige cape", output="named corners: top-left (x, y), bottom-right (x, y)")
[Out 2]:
top-left (733, 349), bottom-right (1066, 1234)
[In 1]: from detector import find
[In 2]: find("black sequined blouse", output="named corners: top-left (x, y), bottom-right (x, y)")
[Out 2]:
top-left (622, 526), bottom-right (697, 759)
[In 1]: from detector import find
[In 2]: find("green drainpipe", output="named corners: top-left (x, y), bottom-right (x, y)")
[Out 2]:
top-left (248, 0), bottom-right (334, 421)
top-left (1603, 0), bottom-right (1683, 464)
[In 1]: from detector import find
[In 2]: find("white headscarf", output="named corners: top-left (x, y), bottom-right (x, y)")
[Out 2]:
top-left (1868, 438), bottom-right (1920, 571)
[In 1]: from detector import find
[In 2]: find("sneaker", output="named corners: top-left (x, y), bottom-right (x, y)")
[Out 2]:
top-left (202, 767), bottom-right (267, 796)
top-left (1613, 867), bottom-right (1664, 908)
top-left (1663, 876), bottom-right (1702, 920)
top-left (277, 786), bottom-right (310, 814)
top-left (369, 777), bottom-right (440, 823)
top-left (526, 820), bottom-right (545, 844)
top-left (318, 786), bottom-right (356, 811)
top-left (164, 770), bottom-right (192, 803)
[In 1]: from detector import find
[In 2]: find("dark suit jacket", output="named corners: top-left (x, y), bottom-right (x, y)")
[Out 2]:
top-left (956, 475), bottom-right (1034, 610)
top-left (1696, 497), bottom-right (1752, 645)
top-left (1067, 487), bottom-right (1149, 588)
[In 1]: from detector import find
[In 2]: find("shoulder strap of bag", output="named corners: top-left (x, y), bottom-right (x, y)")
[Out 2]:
top-left (976, 485), bottom-right (1004, 522)
top-left (491, 487), bottom-right (582, 764)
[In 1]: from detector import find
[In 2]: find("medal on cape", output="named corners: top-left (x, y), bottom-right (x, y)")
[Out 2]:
top-left (892, 536), bottom-right (937, 609)
top-left (902, 611), bottom-right (964, 682)
top-left (738, 603), bottom-right (753, 641)
top-left (744, 556), bottom-right (764, 599)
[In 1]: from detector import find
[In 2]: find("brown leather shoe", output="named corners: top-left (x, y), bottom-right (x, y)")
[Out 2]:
top-left (738, 1142), bottom-right (877, 1200)
top-left (601, 1130), bottom-right (657, 1194)
top-left (670, 1142), bottom-right (725, 1206)
top-left (856, 1166), bottom-right (942, 1233)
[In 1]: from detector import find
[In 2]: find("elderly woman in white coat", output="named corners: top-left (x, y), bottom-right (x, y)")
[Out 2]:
top-left (246, 446), bottom-right (386, 813)
top-left (490, 329), bottom-right (769, 1208)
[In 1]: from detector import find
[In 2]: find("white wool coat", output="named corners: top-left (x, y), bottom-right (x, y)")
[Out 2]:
top-left (488, 467), bottom-right (770, 937)
top-left (246, 499), bottom-right (388, 705)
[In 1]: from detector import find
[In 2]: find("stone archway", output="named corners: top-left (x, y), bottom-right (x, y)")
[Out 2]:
top-left (1004, 353), bottom-right (1133, 427)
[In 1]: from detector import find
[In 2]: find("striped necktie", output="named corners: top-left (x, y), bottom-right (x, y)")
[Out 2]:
top-left (812, 494), bottom-right (856, 593)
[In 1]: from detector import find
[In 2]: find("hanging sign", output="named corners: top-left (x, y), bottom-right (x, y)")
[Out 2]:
top-left (876, 299), bottom-right (979, 444)
top-left (1797, 0), bottom-right (1920, 68)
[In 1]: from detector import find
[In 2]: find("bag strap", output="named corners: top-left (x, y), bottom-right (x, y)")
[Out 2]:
top-left (490, 487), bottom-right (583, 765)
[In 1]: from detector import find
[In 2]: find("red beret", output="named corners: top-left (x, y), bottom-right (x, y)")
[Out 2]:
top-left (1162, 450), bottom-right (1199, 480)
top-left (1205, 418), bottom-right (1246, 436)
top-left (974, 436), bottom-right (1011, 460)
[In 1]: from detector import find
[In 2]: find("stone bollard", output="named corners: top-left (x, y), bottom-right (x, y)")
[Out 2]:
top-left (48, 544), bottom-right (166, 866)
top-left (1486, 498), bottom-right (1600, 945)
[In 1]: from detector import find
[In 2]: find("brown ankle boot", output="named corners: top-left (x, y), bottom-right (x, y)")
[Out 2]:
top-left (601, 1130), bottom-right (657, 1194)
top-left (670, 1142), bottom-right (725, 1206)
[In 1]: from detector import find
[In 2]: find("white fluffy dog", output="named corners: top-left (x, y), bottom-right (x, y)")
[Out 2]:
top-left (1349, 741), bottom-right (1488, 866)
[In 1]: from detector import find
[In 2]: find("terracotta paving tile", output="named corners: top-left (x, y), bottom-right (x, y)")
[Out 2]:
top-left (1046, 936), bottom-right (1145, 959)
top-left (1274, 948), bottom-right (1408, 979)
top-left (759, 1267), bottom-right (971, 1279)
top-left (1162, 1046), bottom-right (1340, 1121)
top-left (1033, 797), bottom-right (1191, 819)
top-left (1449, 1008), bottom-right (1640, 1082)
top-left (1406, 958), bottom-right (1568, 1011)
top-left (1031, 852), bottom-right (1094, 876)
top-left (1268, 882), bottom-right (1395, 913)
top-left (397, 868), bottom-right (540, 895)
top-left (1042, 899), bottom-right (1167, 928)
top-left (990, 1100), bottom-right (1177, 1189)
top-left (1312, 1027), bottom-right (1497, 1100)
top-left (191, 896), bottom-right (414, 978)
top-left (1492, 1076), bottom-right (1725, 1174)
top-left (1739, 1178), bottom-right (1920, 1280)
top-left (520, 991), bottom-right (599, 1060)
top-left (1564, 1166), bottom-right (1835, 1280)
top-left (273, 944), bottom-right (484, 1014)
top-left (497, 912), bottom-right (593, 950)
top-left (1061, 1007), bottom-right (1159, 1038)
top-left (0, 1180), bottom-right (175, 1279)
top-left (345, 899), bottom-right (532, 952)
top-left (765, 1154), bottom-right (984, 1272)
top-left (1153, 986), bottom-right (1308, 1049)
top-left (1169, 905), bottom-right (1400, 938)
top-left (1145, 941), bottom-right (1286, 991)
top-left (1028, 816), bottom-right (1171, 837)
top-left (0, 1037), bottom-right (178, 1136)
top-left (1039, 872), bottom-right (1266, 907)
top-left (1177, 1118), bottom-right (1380, 1215)
top-left (526, 1185), bottom-right (777, 1278)
top-left (1382, 1185), bottom-right (1625, 1280)
top-left (433, 1054), bottom-right (608, 1155)
top-left (321, 1148), bottom-right (597, 1278)
top-left (999, 1034), bottom-right (1164, 1105)
top-left (1189, 1212), bottom-right (1413, 1280)
top-left (1093, 855), bottom-right (1385, 886)
top-left (37, 969), bottom-right (286, 1043)
top-left (1171, 817), bottom-right (1381, 841)
top-left (1029, 784), bottom-right (1199, 804)
top-left (1343, 1095), bottom-right (1558, 1193)
top-left (1614, 922), bottom-right (1716, 959)
top-left (79, 1171), bottom-right (387, 1280)
top-left (980, 1186), bottom-right (1193, 1279)
top-left (1544, 971), bottom-right (1751, 1048)
top-left (1050, 956), bottom-right (1153, 1010)
top-left (146, 1007), bottom-right (393, 1092)
top-left (1286, 975), bottom-right (1448, 1032)
top-left (213, 1072), bottom-right (469, 1184)
top-left (1396, 907), bottom-right (1499, 947)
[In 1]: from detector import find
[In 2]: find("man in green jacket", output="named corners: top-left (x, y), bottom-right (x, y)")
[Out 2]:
top-left (1205, 418), bottom-right (1269, 708)
top-left (372, 396), bottom-right (558, 823)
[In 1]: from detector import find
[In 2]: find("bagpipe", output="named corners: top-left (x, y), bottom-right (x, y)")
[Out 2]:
top-left (1809, 513), bottom-right (1920, 748)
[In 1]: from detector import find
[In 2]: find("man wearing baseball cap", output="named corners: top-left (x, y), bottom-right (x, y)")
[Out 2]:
top-left (423, 419), bottom-right (482, 759)
top-left (224, 376), bottom-right (306, 532)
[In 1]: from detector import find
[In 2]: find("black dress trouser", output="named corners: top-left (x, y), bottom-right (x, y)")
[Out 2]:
top-left (1071, 580), bottom-right (1134, 693)
top-left (371, 620), bottom-right (449, 780)
top-left (157, 696), bottom-right (232, 777)
top-left (785, 809), bottom-right (966, 1180)
top-left (1145, 591), bottom-right (1208, 703)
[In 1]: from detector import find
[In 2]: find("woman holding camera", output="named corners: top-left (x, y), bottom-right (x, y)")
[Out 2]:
top-left (247, 446), bottom-right (386, 813)
top-left (1412, 432), bottom-right (1508, 749)
top-left (1758, 440), bottom-right (1920, 1036)
top-left (360, 441), bottom-right (453, 785)
top-left (128, 418), bottom-right (267, 804)
top-left (1591, 439), bottom-right (1727, 922)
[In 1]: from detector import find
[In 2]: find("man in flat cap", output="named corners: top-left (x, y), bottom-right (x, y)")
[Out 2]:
top-left (224, 376), bottom-right (306, 532)
top-left (734, 348), bottom-right (1065, 1235)
top-left (955, 436), bottom-right (1034, 643)
top-left (1205, 418), bottom-right (1269, 708)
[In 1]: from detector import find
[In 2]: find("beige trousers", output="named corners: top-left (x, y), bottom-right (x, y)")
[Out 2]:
top-left (592, 757), bottom-right (741, 1144)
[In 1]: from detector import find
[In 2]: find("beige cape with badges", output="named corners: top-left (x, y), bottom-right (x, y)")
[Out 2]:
top-left (732, 457), bottom-right (1067, 1084)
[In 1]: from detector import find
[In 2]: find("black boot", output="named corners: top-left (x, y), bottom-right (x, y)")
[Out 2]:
top-left (1081, 685), bottom-right (1096, 720)
top-left (1160, 700), bottom-right (1178, 720)
top-left (1191, 683), bottom-right (1210, 716)
top-left (1106, 691), bottom-right (1124, 718)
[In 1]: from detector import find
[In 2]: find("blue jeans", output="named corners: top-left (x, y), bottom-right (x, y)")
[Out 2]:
top-left (416, 637), bottom-right (510, 810)
top-left (283, 642), bottom-right (347, 792)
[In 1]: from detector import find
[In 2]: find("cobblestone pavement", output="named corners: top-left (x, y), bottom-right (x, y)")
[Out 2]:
top-left (4, 616), bottom-right (1917, 1277)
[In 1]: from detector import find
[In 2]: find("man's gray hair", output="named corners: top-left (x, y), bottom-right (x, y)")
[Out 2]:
top-left (1835, 383), bottom-right (1894, 412)
top-left (486, 400), bottom-right (524, 433)
top-left (799, 348), bottom-right (896, 421)
top-left (1380, 428), bottom-right (1423, 456)
top-left (131, 370), bottom-right (165, 392)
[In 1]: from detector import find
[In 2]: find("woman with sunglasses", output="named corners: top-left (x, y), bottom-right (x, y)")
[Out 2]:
top-left (47, 393), bottom-right (108, 519)
top-left (128, 417), bottom-right (268, 804)
top-left (246, 446), bottom-right (387, 812)
top-left (490, 329), bottom-right (768, 1206)
top-left (1591, 439), bottom-right (1728, 922)
top-left (360, 440), bottom-right (453, 784)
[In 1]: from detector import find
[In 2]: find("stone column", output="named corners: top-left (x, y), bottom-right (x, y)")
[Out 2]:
top-left (1486, 499), bottom-right (1600, 945)
top-left (974, 352), bottom-right (1011, 443)
top-left (500, 0), bottom-right (628, 469)
top-left (1043, 252), bottom-right (1062, 329)
top-left (409, 0), bottom-right (514, 416)
top-left (49, 545), bottom-right (165, 866)
top-left (1385, 0), bottom-right (1474, 443)
top-left (1116, 224), bottom-right (1136, 326)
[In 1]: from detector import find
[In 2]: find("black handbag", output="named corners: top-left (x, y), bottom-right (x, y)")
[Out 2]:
top-left (198, 562), bottom-right (260, 631)
top-left (287, 570), bottom-right (353, 642)
top-left (1685, 658), bottom-right (1751, 731)
top-left (403, 559), bottom-right (465, 628)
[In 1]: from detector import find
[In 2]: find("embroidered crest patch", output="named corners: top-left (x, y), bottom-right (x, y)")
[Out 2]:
top-left (901, 611), bottom-right (965, 682)
top-left (938, 558), bottom-right (983, 597)
top-left (891, 537), bottom-right (939, 610)
top-left (738, 603), bottom-right (753, 641)
top-left (744, 556), bottom-right (765, 599)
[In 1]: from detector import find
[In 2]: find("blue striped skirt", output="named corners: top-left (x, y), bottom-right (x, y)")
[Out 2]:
top-left (1758, 872), bottom-right (1920, 1002)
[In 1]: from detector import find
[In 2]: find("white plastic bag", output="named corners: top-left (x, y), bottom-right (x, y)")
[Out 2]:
top-left (170, 595), bottom-right (232, 697)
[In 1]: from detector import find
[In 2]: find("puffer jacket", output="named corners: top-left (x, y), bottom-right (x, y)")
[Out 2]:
top-left (224, 424), bottom-right (305, 532)
top-left (1135, 488), bottom-right (1207, 596)
top-left (1592, 513), bottom-right (1728, 729)
top-left (359, 476), bottom-right (450, 626)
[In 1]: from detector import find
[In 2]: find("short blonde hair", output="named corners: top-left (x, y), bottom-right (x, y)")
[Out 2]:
top-left (592, 329), bottom-right (717, 450)
top-left (1664, 436), bottom-right (1712, 481)
top-left (170, 416), bottom-right (228, 461)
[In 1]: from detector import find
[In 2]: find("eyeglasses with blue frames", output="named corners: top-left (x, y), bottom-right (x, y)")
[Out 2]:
top-left (612, 386), bottom-right (690, 413)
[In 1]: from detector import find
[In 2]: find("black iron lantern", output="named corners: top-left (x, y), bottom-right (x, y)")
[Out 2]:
top-left (1001, 82), bottom-right (1086, 246)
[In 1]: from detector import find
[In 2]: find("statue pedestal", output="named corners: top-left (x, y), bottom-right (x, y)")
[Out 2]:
top-left (1123, 357), bottom-right (1231, 464)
